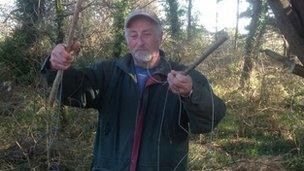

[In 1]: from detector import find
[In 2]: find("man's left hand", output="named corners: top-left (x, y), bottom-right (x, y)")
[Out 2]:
top-left (167, 70), bottom-right (193, 97)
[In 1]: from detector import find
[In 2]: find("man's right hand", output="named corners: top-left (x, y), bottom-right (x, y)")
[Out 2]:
top-left (50, 44), bottom-right (74, 70)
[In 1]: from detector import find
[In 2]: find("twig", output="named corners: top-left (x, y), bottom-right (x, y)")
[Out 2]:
top-left (2, 9), bottom-right (18, 23)
top-left (15, 141), bottom-right (32, 168)
top-left (62, 1), bottom-right (95, 18)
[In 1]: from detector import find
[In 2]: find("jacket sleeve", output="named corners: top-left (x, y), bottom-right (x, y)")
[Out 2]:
top-left (41, 56), bottom-right (109, 109)
top-left (182, 70), bottom-right (226, 134)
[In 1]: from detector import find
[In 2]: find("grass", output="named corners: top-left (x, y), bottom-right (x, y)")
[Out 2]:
top-left (0, 48), bottom-right (304, 170)
top-left (1, 80), bottom-right (303, 170)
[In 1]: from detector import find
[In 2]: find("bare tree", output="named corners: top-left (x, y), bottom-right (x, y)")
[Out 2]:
top-left (187, 0), bottom-right (192, 41)
top-left (267, 0), bottom-right (304, 65)
top-left (55, 0), bottom-right (65, 43)
top-left (215, 0), bottom-right (220, 33)
top-left (166, 0), bottom-right (182, 61)
top-left (234, 0), bottom-right (240, 50)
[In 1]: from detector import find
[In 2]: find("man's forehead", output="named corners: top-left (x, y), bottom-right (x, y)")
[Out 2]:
top-left (126, 27), bottom-right (155, 33)
top-left (126, 16), bottom-right (158, 28)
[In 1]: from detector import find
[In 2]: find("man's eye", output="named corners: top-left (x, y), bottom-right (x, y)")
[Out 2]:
top-left (130, 35), bottom-right (137, 38)
top-left (130, 34), bottom-right (137, 38)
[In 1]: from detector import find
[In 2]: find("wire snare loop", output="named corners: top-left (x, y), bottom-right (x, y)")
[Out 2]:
top-left (156, 35), bottom-right (228, 170)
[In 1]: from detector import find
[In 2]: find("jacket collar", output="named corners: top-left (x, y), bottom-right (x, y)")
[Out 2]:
top-left (116, 50), bottom-right (171, 77)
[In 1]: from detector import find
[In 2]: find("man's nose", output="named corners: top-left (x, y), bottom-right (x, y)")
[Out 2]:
top-left (136, 35), bottom-right (145, 45)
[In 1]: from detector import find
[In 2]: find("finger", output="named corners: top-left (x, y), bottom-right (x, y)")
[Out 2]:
top-left (52, 62), bottom-right (70, 70)
top-left (168, 70), bottom-right (192, 93)
top-left (169, 84), bottom-right (180, 94)
top-left (51, 54), bottom-right (65, 65)
top-left (51, 54), bottom-right (71, 68)
top-left (171, 70), bottom-right (178, 76)
top-left (169, 77), bottom-right (183, 91)
top-left (167, 72), bottom-right (175, 84)
top-left (170, 70), bottom-right (189, 83)
top-left (169, 79), bottom-right (191, 96)
top-left (168, 75), bottom-right (178, 91)
top-left (61, 55), bottom-right (73, 65)
top-left (55, 44), bottom-right (72, 59)
top-left (54, 48), bottom-right (73, 63)
top-left (170, 75), bottom-right (186, 88)
top-left (175, 73), bottom-right (190, 83)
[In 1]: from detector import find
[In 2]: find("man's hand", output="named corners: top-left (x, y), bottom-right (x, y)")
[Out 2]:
top-left (50, 41), bottom-right (81, 70)
top-left (167, 70), bottom-right (193, 97)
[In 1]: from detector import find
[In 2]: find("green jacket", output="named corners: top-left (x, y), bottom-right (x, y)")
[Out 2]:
top-left (42, 51), bottom-right (226, 171)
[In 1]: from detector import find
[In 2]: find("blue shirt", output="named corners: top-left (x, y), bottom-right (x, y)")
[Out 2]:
top-left (134, 66), bottom-right (152, 95)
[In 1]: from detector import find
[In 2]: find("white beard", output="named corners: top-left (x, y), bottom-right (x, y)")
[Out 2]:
top-left (134, 50), bottom-right (152, 63)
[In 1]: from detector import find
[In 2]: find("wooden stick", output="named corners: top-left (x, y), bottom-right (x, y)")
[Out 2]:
top-left (262, 49), bottom-right (304, 78)
top-left (48, 0), bottom-right (85, 106)
top-left (262, 49), bottom-right (294, 68)
top-left (184, 35), bottom-right (229, 74)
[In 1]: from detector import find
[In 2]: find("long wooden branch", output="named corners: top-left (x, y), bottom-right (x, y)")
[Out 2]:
top-left (263, 49), bottom-right (304, 78)
top-left (184, 35), bottom-right (229, 74)
top-left (48, 0), bottom-right (85, 106)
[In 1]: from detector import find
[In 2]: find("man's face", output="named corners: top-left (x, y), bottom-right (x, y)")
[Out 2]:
top-left (125, 17), bottom-right (162, 66)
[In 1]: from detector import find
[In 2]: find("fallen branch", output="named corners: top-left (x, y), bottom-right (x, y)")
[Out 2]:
top-left (262, 49), bottom-right (304, 78)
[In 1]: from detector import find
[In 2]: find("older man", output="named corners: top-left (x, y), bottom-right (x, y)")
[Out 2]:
top-left (42, 8), bottom-right (226, 171)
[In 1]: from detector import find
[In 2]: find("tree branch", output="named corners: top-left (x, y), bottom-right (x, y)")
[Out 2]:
top-left (262, 49), bottom-right (304, 78)
top-left (2, 9), bottom-right (19, 23)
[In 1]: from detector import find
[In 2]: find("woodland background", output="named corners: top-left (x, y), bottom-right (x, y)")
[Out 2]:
top-left (0, 0), bottom-right (303, 170)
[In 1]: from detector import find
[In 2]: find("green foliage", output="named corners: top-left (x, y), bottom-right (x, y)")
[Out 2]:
top-left (165, 0), bottom-right (182, 40)
top-left (0, 0), bottom-right (46, 84)
top-left (55, 0), bottom-right (65, 43)
top-left (0, 30), bottom-right (36, 83)
top-left (111, 0), bottom-right (128, 58)
top-left (15, 0), bottom-right (45, 23)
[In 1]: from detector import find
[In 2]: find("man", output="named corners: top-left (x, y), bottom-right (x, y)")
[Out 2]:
top-left (42, 8), bottom-right (226, 171)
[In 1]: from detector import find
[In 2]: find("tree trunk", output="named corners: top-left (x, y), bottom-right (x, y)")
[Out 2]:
top-left (55, 0), bottom-right (65, 43)
top-left (267, 0), bottom-right (304, 65)
top-left (215, 0), bottom-right (220, 33)
top-left (253, 10), bottom-right (268, 59)
top-left (112, 1), bottom-right (128, 58)
top-left (234, 0), bottom-right (240, 50)
top-left (240, 0), bottom-right (262, 88)
top-left (187, 0), bottom-right (192, 41)
top-left (166, 0), bottom-right (181, 40)
top-left (166, 0), bottom-right (182, 61)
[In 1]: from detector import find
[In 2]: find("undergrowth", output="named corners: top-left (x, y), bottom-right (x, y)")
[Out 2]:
top-left (0, 41), bottom-right (304, 170)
